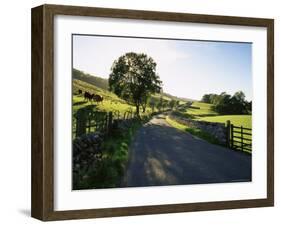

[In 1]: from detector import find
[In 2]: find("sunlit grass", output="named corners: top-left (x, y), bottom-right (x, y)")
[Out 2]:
top-left (72, 79), bottom-right (154, 117)
top-left (89, 120), bottom-right (142, 188)
top-left (198, 115), bottom-right (252, 129)
top-left (186, 102), bottom-right (218, 117)
top-left (198, 115), bottom-right (252, 153)
top-left (166, 116), bottom-right (220, 145)
top-left (73, 95), bottom-right (135, 115)
top-left (72, 79), bottom-right (153, 188)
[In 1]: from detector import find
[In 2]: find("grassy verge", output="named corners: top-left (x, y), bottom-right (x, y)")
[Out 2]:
top-left (166, 116), bottom-right (221, 145)
top-left (75, 118), bottom-right (146, 189)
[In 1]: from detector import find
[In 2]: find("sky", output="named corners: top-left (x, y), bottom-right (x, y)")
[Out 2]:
top-left (73, 35), bottom-right (252, 101)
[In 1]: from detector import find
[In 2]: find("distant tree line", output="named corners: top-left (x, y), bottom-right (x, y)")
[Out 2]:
top-left (148, 97), bottom-right (179, 113)
top-left (201, 91), bottom-right (252, 115)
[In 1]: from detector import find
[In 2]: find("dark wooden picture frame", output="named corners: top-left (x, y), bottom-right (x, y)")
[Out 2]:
top-left (31, 4), bottom-right (274, 221)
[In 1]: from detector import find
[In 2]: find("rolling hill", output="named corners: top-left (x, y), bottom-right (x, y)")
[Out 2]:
top-left (73, 68), bottom-right (108, 90)
top-left (72, 68), bottom-right (190, 103)
top-left (73, 79), bottom-right (135, 115)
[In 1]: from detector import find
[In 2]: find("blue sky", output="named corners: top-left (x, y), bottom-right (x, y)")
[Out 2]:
top-left (73, 35), bottom-right (252, 101)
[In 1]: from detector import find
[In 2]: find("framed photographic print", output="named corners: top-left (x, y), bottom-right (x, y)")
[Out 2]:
top-left (31, 4), bottom-right (274, 221)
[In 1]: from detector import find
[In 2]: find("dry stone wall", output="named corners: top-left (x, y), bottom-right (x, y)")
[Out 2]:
top-left (169, 114), bottom-right (227, 144)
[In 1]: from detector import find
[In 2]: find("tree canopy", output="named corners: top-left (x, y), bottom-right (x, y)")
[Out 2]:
top-left (109, 52), bottom-right (162, 115)
top-left (201, 91), bottom-right (251, 115)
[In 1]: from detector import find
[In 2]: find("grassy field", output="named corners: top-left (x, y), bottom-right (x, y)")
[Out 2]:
top-left (181, 101), bottom-right (251, 128)
top-left (73, 79), bottom-right (137, 115)
top-left (72, 79), bottom-right (139, 139)
top-left (186, 102), bottom-right (218, 117)
top-left (199, 115), bottom-right (252, 129)
top-left (171, 101), bottom-right (252, 153)
top-left (197, 114), bottom-right (252, 153)
top-left (72, 79), bottom-right (179, 116)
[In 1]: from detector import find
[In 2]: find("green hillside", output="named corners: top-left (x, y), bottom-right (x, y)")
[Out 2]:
top-left (73, 68), bottom-right (189, 104)
top-left (73, 79), bottom-right (135, 115)
top-left (186, 102), bottom-right (218, 117)
top-left (162, 92), bottom-right (195, 103)
top-left (73, 68), bottom-right (108, 90)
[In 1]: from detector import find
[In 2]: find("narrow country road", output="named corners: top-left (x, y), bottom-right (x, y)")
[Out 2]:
top-left (122, 114), bottom-right (251, 187)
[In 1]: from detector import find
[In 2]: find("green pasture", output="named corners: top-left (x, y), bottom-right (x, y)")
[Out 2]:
top-left (178, 101), bottom-right (251, 129)
top-left (186, 102), bottom-right (218, 117)
top-left (73, 79), bottom-right (157, 116)
top-left (198, 115), bottom-right (252, 153)
top-left (198, 115), bottom-right (252, 129)
top-left (73, 95), bottom-right (136, 115)
top-left (73, 79), bottom-right (137, 115)
top-left (172, 101), bottom-right (252, 153)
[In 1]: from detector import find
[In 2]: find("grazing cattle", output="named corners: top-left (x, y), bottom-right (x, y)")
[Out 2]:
top-left (84, 91), bottom-right (94, 102)
top-left (84, 92), bottom-right (103, 103)
top-left (78, 89), bottom-right (82, 95)
top-left (93, 94), bottom-right (103, 104)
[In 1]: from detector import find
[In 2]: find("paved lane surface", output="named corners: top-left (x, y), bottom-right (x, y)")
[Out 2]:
top-left (122, 115), bottom-right (251, 187)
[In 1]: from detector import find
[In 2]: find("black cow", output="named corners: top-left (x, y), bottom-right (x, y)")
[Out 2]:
top-left (93, 94), bottom-right (103, 104)
top-left (84, 91), bottom-right (94, 102)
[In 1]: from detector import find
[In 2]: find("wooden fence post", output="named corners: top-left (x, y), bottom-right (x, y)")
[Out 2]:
top-left (88, 117), bottom-right (91, 133)
top-left (241, 126), bottom-right (244, 152)
top-left (230, 124), bottom-right (234, 149)
top-left (108, 112), bottom-right (113, 134)
top-left (226, 120), bottom-right (231, 148)
top-left (76, 108), bottom-right (87, 137)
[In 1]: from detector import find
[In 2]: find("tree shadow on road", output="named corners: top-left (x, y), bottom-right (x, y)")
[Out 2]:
top-left (123, 122), bottom-right (252, 188)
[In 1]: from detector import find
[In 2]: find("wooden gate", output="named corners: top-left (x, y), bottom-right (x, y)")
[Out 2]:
top-left (74, 106), bottom-right (109, 138)
top-left (226, 120), bottom-right (252, 153)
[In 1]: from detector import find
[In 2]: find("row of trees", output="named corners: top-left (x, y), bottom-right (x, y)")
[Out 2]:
top-left (201, 91), bottom-right (252, 115)
top-left (148, 98), bottom-right (179, 113)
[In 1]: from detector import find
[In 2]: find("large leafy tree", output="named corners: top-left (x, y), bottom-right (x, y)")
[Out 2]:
top-left (109, 52), bottom-right (162, 116)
